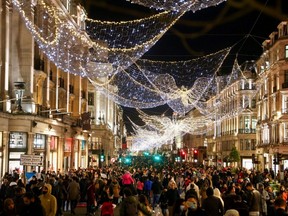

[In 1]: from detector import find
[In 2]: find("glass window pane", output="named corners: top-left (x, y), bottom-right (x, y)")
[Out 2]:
top-left (10, 132), bottom-right (27, 149)
top-left (33, 134), bottom-right (46, 149)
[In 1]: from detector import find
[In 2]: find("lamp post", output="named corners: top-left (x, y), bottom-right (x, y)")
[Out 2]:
top-left (13, 81), bottom-right (26, 113)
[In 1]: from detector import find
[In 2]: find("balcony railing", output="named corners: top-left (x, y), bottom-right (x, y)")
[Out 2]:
top-left (238, 129), bottom-right (256, 134)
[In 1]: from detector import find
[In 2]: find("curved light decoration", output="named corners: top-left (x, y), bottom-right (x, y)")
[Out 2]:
top-left (127, 0), bottom-right (226, 12)
top-left (90, 47), bottom-right (231, 114)
top-left (12, 0), bottom-right (186, 77)
top-left (130, 110), bottom-right (213, 151)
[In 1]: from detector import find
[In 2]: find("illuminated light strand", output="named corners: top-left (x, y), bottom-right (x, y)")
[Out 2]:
top-left (90, 48), bottom-right (231, 114)
top-left (84, 9), bottom-right (186, 74)
top-left (12, 0), bottom-right (93, 76)
top-left (130, 61), bottom-right (261, 151)
top-left (84, 10), bottom-right (183, 49)
top-left (130, 110), bottom-right (213, 151)
top-left (13, 0), bottom-right (188, 77)
top-left (127, 0), bottom-right (226, 12)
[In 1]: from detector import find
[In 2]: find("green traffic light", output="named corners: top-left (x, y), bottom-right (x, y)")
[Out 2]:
top-left (143, 152), bottom-right (150, 156)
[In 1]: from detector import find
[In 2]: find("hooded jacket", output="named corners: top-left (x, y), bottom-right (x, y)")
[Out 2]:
top-left (39, 183), bottom-right (57, 216)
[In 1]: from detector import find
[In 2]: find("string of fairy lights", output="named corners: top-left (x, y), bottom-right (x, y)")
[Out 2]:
top-left (130, 60), bottom-right (261, 151)
top-left (127, 0), bottom-right (227, 12)
top-left (11, 0), bottom-right (262, 151)
top-left (90, 48), bottom-right (231, 114)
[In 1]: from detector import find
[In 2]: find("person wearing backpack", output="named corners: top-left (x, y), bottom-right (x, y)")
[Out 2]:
top-left (119, 188), bottom-right (138, 216)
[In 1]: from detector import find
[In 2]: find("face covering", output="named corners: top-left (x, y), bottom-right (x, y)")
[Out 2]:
top-left (187, 201), bottom-right (197, 210)
top-left (42, 191), bottom-right (48, 195)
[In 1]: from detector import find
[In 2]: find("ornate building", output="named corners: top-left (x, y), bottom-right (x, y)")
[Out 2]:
top-left (204, 63), bottom-right (258, 169)
top-left (0, 0), bottom-right (125, 177)
top-left (256, 21), bottom-right (288, 172)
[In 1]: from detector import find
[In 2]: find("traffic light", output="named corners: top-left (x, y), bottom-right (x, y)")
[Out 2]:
top-left (124, 156), bottom-right (132, 165)
top-left (100, 149), bottom-right (105, 162)
top-left (193, 149), bottom-right (198, 160)
top-left (153, 154), bottom-right (162, 162)
top-left (175, 156), bottom-right (181, 162)
top-left (143, 151), bottom-right (150, 156)
top-left (180, 150), bottom-right (186, 160)
top-left (100, 154), bottom-right (105, 162)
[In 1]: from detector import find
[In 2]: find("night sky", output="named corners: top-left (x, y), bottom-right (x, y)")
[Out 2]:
top-left (80, 0), bottom-right (288, 133)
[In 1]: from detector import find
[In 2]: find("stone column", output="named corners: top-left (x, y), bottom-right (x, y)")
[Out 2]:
top-left (2, 131), bottom-right (9, 175)
top-left (46, 135), bottom-right (50, 172)
top-left (27, 132), bottom-right (34, 172)
top-left (58, 137), bottom-right (64, 173)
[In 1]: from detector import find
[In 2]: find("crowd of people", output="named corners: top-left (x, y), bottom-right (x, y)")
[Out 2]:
top-left (0, 162), bottom-right (288, 216)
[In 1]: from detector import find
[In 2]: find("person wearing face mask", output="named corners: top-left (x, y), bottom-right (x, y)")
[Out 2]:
top-left (39, 183), bottom-right (57, 216)
top-left (174, 198), bottom-right (186, 216)
top-left (184, 196), bottom-right (208, 216)
top-left (184, 195), bottom-right (207, 216)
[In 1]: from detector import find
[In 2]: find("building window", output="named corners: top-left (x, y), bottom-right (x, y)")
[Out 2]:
top-left (252, 118), bottom-right (257, 129)
top-left (69, 84), bottom-right (74, 94)
top-left (88, 92), bottom-right (94, 106)
top-left (81, 140), bottom-right (85, 150)
top-left (285, 70), bottom-right (288, 83)
top-left (262, 125), bottom-right (270, 144)
top-left (50, 136), bottom-right (57, 151)
top-left (33, 134), bottom-right (46, 149)
top-left (283, 95), bottom-right (288, 113)
top-left (285, 45), bottom-right (288, 58)
top-left (64, 138), bottom-right (72, 152)
top-left (9, 132), bottom-right (27, 149)
top-left (284, 123), bottom-right (288, 140)
top-left (244, 116), bottom-right (250, 130)
top-left (240, 139), bottom-right (256, 150)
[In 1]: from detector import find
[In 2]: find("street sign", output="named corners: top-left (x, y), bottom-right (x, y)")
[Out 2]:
top-left (20, 154), bottom-right (43, 166)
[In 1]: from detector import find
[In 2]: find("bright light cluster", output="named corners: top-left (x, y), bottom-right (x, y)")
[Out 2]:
top-left (12, 0), bottom-right (186, 77)
top-left (11, 0), bottom-right (261, 152)
top-left (130, 109), bottom-right (213, 151)
top-left (127, 0), bottom-right (227, 12)
top-left (90, 48), bottom-right (231, 114)
top-left (130, 60), bottom-right (262, 151)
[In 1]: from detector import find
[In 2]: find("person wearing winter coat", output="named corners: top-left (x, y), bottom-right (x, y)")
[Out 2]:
top-left (39, 183), bottom-right (57, 216)
top-left (110, 177), bottom-right (121, 205)
top-left (202, 187), bottom-right (224, 216)
top-left (119, 188), bottom-right (138, 216)
top-left (257, 183), bottom-right (269, 216)
top-left (67, 177), bottom-right (80, 215)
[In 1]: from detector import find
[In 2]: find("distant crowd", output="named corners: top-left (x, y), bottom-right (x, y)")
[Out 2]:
top-left (1, 163), bottom-right (288, 216)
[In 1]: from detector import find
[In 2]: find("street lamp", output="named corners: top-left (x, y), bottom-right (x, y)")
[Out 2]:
top-left (13, 81), bottom-right (26, 113)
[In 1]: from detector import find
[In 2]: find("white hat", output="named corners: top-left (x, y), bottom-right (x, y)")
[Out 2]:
top-left (224, 209), bottom-right (239, 216)
top-left (9, 182), bottom-right (17, 187)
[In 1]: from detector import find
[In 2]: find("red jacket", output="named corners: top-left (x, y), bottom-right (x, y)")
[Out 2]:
top-left (122, 173), bottom-right (134, 185)
top-left (101, 202), bottom-right (114, 216)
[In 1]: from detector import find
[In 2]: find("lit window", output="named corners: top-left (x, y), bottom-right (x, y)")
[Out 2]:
top-left (33, 134), bottom-right (46, 149)
top-left (285, 45), bottom-right (288, 58)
